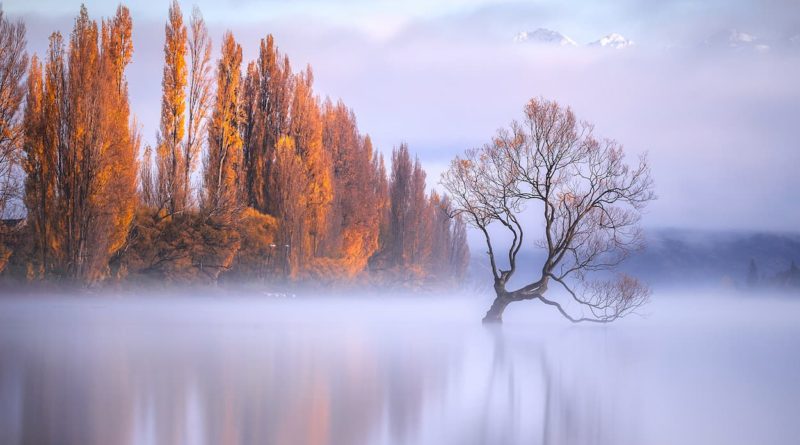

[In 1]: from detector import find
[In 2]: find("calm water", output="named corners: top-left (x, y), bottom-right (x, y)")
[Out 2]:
top-left (0, 293), bottom-right (799, 445)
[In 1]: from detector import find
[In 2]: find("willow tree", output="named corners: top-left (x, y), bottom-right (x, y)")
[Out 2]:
top-left (442, 98), bottom-right (654, 323)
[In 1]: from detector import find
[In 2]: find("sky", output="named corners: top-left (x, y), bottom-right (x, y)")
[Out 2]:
top-left (4, 0), bottom-right (800, 234)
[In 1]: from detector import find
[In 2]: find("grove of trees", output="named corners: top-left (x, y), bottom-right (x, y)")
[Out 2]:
top-left (0, 3), bottom-right (469, 288)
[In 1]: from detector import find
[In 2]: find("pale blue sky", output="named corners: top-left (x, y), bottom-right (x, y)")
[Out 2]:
top-left (4, 0), bottom-right (800, 232)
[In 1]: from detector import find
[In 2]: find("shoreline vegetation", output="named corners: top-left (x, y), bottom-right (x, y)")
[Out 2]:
top-left (0, 3), bottom-right (470, 291)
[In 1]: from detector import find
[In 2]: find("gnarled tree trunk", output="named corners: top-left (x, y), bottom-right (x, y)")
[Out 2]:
top-left (483, 293), bottom-right (511, 323)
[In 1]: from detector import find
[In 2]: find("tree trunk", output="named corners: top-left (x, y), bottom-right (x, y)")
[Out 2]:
top-left (483, 294), bottom-right (511, 324)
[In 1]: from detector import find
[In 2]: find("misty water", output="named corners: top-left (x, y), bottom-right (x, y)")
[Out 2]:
top-left (1, 292), bottom-right (799, 445)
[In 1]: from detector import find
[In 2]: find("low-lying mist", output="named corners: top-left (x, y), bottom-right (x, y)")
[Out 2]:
top-left (1, 290), bottom-right (799, 445)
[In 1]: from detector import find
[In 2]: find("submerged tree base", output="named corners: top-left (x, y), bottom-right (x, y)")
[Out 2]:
top-left (482, 296), bottom-right (510, 323)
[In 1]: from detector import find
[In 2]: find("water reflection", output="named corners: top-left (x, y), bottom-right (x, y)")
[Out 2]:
top-left (1, 297), bottom-right (799, 444)
top-left (1, 301), bottom-right (466, 445)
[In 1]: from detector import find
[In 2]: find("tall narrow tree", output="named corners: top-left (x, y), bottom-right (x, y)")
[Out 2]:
top-left (449, 213), bottom-right (470, 280)
top-left (373, 151), bottom-right (390, 260)
top-left (269, 135), bottom-right (307, 278)
top-left (427, 191), bottom-right (451, 279)
top-left (261, 38), bottom-right (293, 214)
top-left (61, 6), bottom-right (101, 279)
top-left (388, 143), bottom-right (412, 267)
top-left (321, 101), bottom-right (383, 275)
top-left (156, 0), bottom-right (187, 215)
top-left (22, 56), bottom-right (54, 276)
top-left (239, 35), bottom-right (294, 216)
top-left (407, 157), bottom-right (430, 267)
top-left (240, 60), bottom-right (259, 208)
top-left (183, 6), bottom-right (211, 208)
top-left (85, 5), bottom-right (138, 280)
top-left (321, 100), bottom-right (353, 253)
top-left (204, 31), bottom-right (242, 221)
top-left (138, 144), bottom-right (156, 207)
top-left (289, 66), bottom-right (331, 260)
top-left (37, 33), bottom-right (66, 274)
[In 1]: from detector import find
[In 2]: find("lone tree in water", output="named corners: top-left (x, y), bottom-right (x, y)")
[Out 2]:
top-left (442, 98), bottom-right (654, 323)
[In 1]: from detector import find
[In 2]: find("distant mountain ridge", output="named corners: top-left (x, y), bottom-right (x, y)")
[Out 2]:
top-left (624, 229), bottom-right (800, 289)
top-left (589, 33), bottom-right (634, 49)
top-left (513, 28), bottom-right (633, 48)
top-left (514, 27), bottom-right (800, 52)
top-left (468, 228), bottom-right (800, 291)
top-left (514, 28), bottom-right (577, 46)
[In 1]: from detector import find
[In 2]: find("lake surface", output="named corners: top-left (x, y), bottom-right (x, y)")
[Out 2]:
top-left (1, 292), bottom-right (799, 445)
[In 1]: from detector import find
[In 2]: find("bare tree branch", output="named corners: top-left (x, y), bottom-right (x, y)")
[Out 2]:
top-left (442, 97), bottom-right (655, 323)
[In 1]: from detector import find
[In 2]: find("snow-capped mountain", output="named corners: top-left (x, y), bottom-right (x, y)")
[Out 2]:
top-left (514, 28), bottom-right (577, 46)
top-left (589, 33), bottom-right (634, 49)
top-left (704, 29), bottom-right (770, 52)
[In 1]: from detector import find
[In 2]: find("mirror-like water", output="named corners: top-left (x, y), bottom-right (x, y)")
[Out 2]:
top-left (1, 294), bottom-right (798, 445)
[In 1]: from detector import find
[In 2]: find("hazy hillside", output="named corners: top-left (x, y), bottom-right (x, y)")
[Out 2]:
top-left (626, 229), bottom-right (800, 289)
top-left (468, 229), bottom-right (800, 291)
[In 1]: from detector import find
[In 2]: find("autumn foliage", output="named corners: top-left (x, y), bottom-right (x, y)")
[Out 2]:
top-left (15, 5), bottom-right (138, 283)
top-left (0, 4), bottom-right (469, 289)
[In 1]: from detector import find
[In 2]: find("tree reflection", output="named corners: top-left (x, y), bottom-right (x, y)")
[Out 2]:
top-left (3, 321), bottom-right (462, 445)
top-left (0, 311), bottom-right (638, 445)
top-left (476, 327), bottom-right (637, 445)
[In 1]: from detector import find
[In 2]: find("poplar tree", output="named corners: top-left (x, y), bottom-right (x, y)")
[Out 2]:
top-left (156, 0), bottom-right (187, 214)
top-left (61, 6), bottom-right (101, 279)
top-left (97, 5), bottom-right (137, 276)
top-left (183, 6), bottom-right (212, 209)
top-left (407, 157), bottom-right (430, 267)
top-left (388, 143), bottom-right (412, 266)
top-left (23, 56), bottom-right (54, 276)
top-left (321, 101), bottom-right (383, 275)
top-left (240, 34), bottom-right (292, 214)
top-left (289, 66), bottom-right (331, 260)
top-left (22, 5), bottom-right (137, 282)
top-left (269, 136), bottom-right (307, 277)
top-left (204, 31), bottom-right (242, 221)
top-left (32, 33), bottom-right (66, 275)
